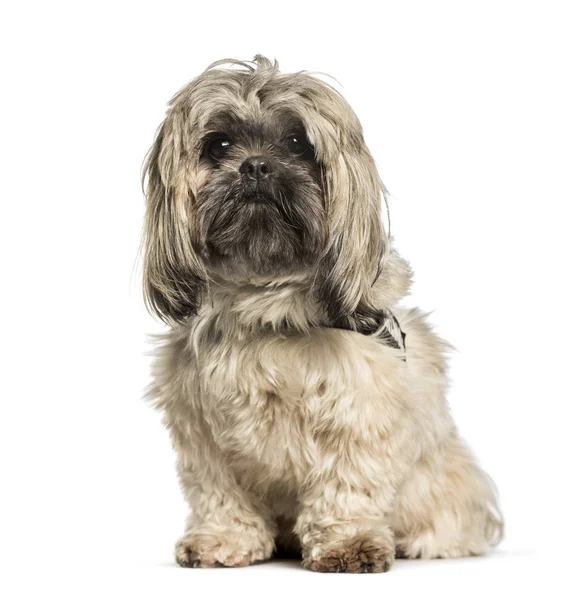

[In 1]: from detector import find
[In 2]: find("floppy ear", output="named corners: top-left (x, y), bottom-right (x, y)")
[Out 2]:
top-left (142, 111), bottom-right (207, 323)
top-left (316, 142), bottom-right (389, 324)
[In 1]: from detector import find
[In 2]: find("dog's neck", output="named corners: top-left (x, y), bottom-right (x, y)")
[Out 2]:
top-left (203, 274), bottom-right (320, 336)
top-left (192, 249), bottom-right (412, 339)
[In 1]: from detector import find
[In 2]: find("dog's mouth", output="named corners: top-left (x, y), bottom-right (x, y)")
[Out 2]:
top-left (239, 190), bottom-right (276, 205)
top-left (238, 181), bottom-right (279, 205)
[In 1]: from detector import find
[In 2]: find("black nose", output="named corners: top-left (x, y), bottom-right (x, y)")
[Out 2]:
top-left (240, 156), bottom-right (273, 181)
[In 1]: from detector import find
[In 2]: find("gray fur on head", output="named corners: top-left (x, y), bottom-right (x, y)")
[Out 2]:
top-left (143, 55), bottom-right (389, 324)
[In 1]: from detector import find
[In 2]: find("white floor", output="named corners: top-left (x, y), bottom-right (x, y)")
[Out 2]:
top-left (6, 547), bottom-right (550, 600)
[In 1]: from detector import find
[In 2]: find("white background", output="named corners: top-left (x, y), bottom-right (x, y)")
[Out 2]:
top-left (1, 1), bottom-right (566, 598)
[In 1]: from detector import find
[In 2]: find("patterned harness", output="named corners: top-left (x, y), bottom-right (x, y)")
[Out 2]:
top-left (336, 308), bottom-right (406, 357)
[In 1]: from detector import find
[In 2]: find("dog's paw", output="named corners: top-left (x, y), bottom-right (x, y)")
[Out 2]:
top-left (175, 532), bottom-right (273, 568)
top-left (304, 537), bottom-right (394, 573)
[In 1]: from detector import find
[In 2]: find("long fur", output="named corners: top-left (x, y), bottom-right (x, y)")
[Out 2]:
top-left (143, 55), bottom-right (503, 572)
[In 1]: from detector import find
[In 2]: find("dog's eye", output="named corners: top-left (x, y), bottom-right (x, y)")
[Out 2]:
top-left (206, 137), bottom-right (232, 161)
top-left (286, 133), bottom-right (313, 157)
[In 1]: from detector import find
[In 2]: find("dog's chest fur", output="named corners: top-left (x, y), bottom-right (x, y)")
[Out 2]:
top-left (155, 275), bottom-right (410, 506)
top-left (197, 327), bottom-right (333, 491)
top-left (190, 307), bottom-right (404, 496)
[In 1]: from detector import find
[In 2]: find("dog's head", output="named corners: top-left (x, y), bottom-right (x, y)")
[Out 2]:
top-left (143, 55), bottom-right (389, 324)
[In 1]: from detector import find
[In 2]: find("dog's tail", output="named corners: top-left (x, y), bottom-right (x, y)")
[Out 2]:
top-left (483, 474), bottom-right (505, 548)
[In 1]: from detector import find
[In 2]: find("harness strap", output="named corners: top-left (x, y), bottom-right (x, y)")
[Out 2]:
top-left (370, 309), bottom-right (406, 353)
top-left (333, 307), bottom-right (406, 356)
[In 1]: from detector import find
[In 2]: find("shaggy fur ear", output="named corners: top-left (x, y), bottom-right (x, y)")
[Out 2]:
top-left (316, 142), bottom-right (389, 324)
top-left (142, 114), bottom-right (207, 323)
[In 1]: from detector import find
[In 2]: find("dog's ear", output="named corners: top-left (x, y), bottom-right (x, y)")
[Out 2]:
top-left (142, 112), bottom-right (207, 323)
top-left (316, 141), bottom-right (389, 324)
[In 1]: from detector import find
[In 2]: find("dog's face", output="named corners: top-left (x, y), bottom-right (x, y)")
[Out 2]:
top-left (196, 109), bottom-right (325, 275)
top-left (143, 56), bottom-right (388, 324)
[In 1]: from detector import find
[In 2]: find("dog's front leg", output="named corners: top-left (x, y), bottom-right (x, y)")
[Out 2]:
top-left (296, 473), bottom-right (397, 573)
top-left (295, 349), bottom-right (411, 573)
top-left (171, 425), bottom-right (276, 568)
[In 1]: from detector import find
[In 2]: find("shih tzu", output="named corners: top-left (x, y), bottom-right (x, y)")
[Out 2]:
top-left (142, 55), bottom-right (503, 573)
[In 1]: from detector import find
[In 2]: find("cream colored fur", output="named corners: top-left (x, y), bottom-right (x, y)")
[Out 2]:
top-left (144, 56), bottom-right (503, 573)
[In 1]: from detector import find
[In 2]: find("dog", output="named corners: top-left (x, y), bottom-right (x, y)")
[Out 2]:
top-left (142, 55), bottom-right (503, 573)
